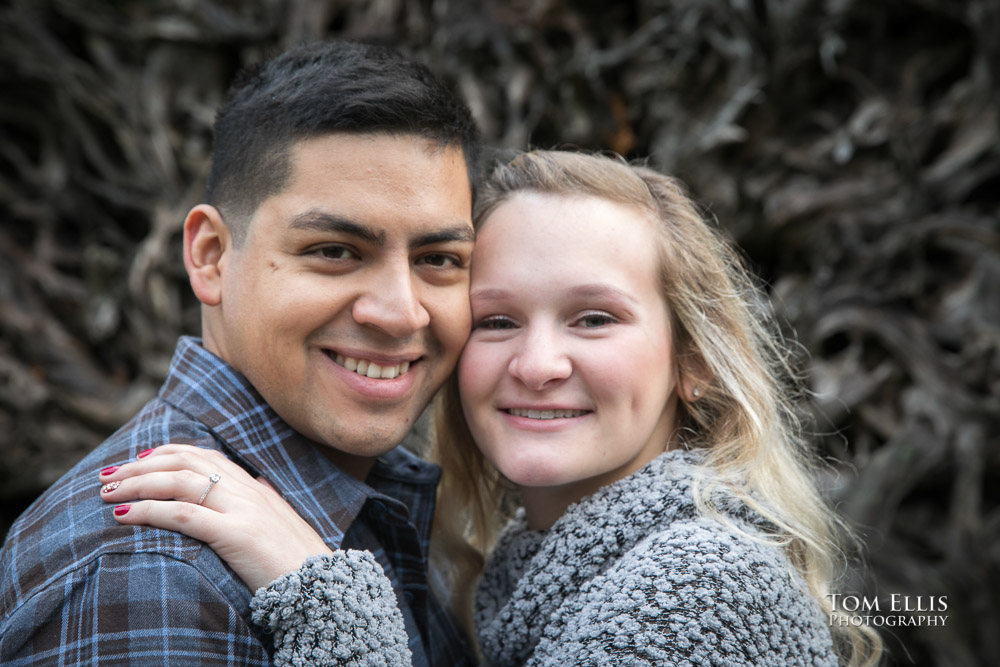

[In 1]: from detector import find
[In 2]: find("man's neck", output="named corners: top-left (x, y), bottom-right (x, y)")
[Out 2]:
top-left (318, 446), bottom-right (377, 481)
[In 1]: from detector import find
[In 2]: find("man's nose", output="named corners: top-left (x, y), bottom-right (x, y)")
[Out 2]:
top-left (352, 261), bottom-right (430, 338)
top-left (507, 326), bottom-right (572, 391)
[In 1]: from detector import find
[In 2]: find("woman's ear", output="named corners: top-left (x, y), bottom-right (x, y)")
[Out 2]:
top-left (183, 204), bottom-right (231, 307)
top-left (679, 355), bottom-right (713, 403)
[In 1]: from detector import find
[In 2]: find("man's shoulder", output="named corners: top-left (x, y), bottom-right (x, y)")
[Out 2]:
top-left (0, 396), bottom-right (224, 619)
top-left (0, 547), bottom-right (265, 665)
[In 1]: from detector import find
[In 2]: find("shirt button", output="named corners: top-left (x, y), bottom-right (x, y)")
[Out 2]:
top-left (370, 501), bottom-right (387, 516)
top-left (404, 590), bottom-right (415, 604)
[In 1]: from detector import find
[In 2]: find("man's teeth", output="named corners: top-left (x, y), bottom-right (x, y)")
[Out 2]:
top-left (507, 408), bottom-right (588, 420)
top-left (334, 354), bottom-right (411, 379)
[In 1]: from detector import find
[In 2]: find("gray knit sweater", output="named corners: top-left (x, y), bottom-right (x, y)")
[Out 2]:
top-left (252, 450), bottom-right (838, 666)
top-left (474, 449), bottom-right (838, 666)
top-left (250, 550), bottom-right (412, 666)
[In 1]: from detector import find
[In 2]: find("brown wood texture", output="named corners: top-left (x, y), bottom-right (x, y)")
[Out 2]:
top-left (1, 1), bottom-right (997, 664)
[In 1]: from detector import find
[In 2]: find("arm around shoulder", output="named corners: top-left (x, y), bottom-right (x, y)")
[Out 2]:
top-left (251, 550), bottom-right (412, 667)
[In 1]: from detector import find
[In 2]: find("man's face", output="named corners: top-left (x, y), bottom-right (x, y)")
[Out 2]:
top-left (207, 134), bottom-right (474, 471)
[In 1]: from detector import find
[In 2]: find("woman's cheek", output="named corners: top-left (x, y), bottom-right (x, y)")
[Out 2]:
top-left (459, 340), bottom-right (504, 383)
top-left (458, 343), bottom-right (491, 409)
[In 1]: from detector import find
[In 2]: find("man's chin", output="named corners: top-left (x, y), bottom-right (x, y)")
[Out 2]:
top-left (310, 418), bottom-right (417, 469)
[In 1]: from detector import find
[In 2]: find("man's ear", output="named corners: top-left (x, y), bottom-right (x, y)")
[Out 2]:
top-left (183, 204), bottom-right (231, 307)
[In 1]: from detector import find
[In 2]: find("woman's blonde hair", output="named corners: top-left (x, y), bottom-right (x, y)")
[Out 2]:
top-left (431, 149), bottom-right (882, 666)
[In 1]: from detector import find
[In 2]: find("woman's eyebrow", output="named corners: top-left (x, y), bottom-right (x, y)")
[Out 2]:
top-left (289, 210), bottom-right (385, 245)
top-left (471, 284), bottom-right (638, 305)
top-left (566, 284), bottom-right (640, 306)
top-left (470, 288), bottom-right (512, 303)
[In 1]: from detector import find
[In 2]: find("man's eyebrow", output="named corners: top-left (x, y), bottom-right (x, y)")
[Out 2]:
top-left (411, 226), bottom-right (476, 248)
top-left (289, 211), bottom-right (386, 245)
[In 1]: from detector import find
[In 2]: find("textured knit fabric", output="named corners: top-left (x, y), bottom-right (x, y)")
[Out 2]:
top-left (252, 552), bottom-right (412, 666)
top-left (0, 336), bottom-right (471, 667)
top-left (474, 449), bottom-right (839, 667)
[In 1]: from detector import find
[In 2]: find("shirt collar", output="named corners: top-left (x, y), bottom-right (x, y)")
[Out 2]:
top-left (159, 336), bottom-right (440, 544)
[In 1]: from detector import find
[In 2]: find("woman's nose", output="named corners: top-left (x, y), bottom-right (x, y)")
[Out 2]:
top-left (507, 327), bottom-right (572, 390)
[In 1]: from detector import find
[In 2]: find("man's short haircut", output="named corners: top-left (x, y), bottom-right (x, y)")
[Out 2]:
top-left (206, 40), bottom-right (481, 243)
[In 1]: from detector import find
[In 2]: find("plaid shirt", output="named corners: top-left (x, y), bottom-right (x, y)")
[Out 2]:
top-left (1, 336), bottom-right (472, 666)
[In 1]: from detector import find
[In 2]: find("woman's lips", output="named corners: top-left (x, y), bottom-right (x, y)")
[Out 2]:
top-left (504, 407), bottom-right (591, 420)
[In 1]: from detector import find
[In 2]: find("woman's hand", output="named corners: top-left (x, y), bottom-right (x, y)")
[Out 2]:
top-left (98, 444), bottom-right (333, 591)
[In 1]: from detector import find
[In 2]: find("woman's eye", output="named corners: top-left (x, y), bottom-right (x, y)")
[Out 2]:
top-left (316, 246), bottom-right (358, 261)
top-left (577, 312), bottom-right (616, 328)
top-left (474, 315), bottom-right (517, 330)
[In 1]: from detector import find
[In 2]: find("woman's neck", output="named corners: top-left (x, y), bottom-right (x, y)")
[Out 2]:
top-left (518, 459), bottom-right (649, 531)
top-left (519, 486), bottom-right (580, 531)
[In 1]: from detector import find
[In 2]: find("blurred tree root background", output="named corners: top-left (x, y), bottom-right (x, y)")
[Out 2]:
top-left (1, 1), bottom-right (997, 665)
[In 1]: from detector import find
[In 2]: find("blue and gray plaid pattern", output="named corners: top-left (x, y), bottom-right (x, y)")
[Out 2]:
top-left (1, 336), bottom-right (471, 666)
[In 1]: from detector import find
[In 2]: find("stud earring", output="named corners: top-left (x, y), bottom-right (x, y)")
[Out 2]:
top-left (692, 386), bottom-right (701, 398)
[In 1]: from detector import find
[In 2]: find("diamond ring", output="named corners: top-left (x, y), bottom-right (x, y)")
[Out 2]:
top-left (197, 472), bottom-right (222, 505)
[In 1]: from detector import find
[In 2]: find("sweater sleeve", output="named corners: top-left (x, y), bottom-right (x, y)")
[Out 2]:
top-left (525, 520), bottom-right (837, 667)
top-left (250, 551), bottom-right (413, 667)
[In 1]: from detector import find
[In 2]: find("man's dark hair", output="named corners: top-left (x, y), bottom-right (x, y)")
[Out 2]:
top-left (206, 40), bottom-right (481, 243)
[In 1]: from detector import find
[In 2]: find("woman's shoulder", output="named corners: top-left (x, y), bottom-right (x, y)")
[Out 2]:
top-left (534, 518), bottom-right (836, 666)
top-left (621, 514), bottom-right (802, 610)
top-left (632, 509), bottom-right (785, 570)
top-left (578, 517), bottom-right (836, 665)
top-left (622, 495), bottom-right (827, 622)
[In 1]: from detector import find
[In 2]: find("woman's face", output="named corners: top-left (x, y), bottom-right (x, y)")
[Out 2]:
top-left (458, 192), bottom-right (680, 508)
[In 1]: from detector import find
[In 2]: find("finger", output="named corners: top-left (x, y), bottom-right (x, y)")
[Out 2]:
top-left (135, 443), bottom-right (225, 460)
top-left (100, 469), bottom-right (225, 506)
top-left (111, 499), bottom-right (217, 543)
top-left (99, 446), bottom-right (242, 487)
top-left (135, 444), bottom-right (234, 474)
top-left (100, 443), bottom-right (219, 476)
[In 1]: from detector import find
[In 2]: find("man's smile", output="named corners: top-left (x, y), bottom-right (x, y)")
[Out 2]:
top-left (328, 352), bottom-right (414, 380)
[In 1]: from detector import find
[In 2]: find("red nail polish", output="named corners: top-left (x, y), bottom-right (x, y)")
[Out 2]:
top-left (114, 505), bottom-right (131, 516)
top-left (100, 466), bottom-right (120, 476)
top-left (137, 449), bottom-right (153, 458)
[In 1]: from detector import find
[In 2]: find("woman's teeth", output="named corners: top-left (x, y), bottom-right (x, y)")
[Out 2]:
top-left (506, 408), bottom-right (588, 420)
top-left (333, 354), bottom-right (411, 379)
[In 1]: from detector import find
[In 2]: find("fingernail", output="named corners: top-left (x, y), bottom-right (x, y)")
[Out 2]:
top-left (100, 466), bottom-right (120, 476)
top-left (101, 481), bottom-right (121, 494)
top-left (114, 505), bottom-right (131, 516)
top-left (137, 448), bottom-right (153, 459)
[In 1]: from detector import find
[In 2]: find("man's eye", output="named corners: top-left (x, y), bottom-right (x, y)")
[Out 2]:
top-left (317, 246), bottom-right (358, 261)
top-left (474, 315), bottom-right (517, 330)
top-left (419, 253), bottom-right (460, 268)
